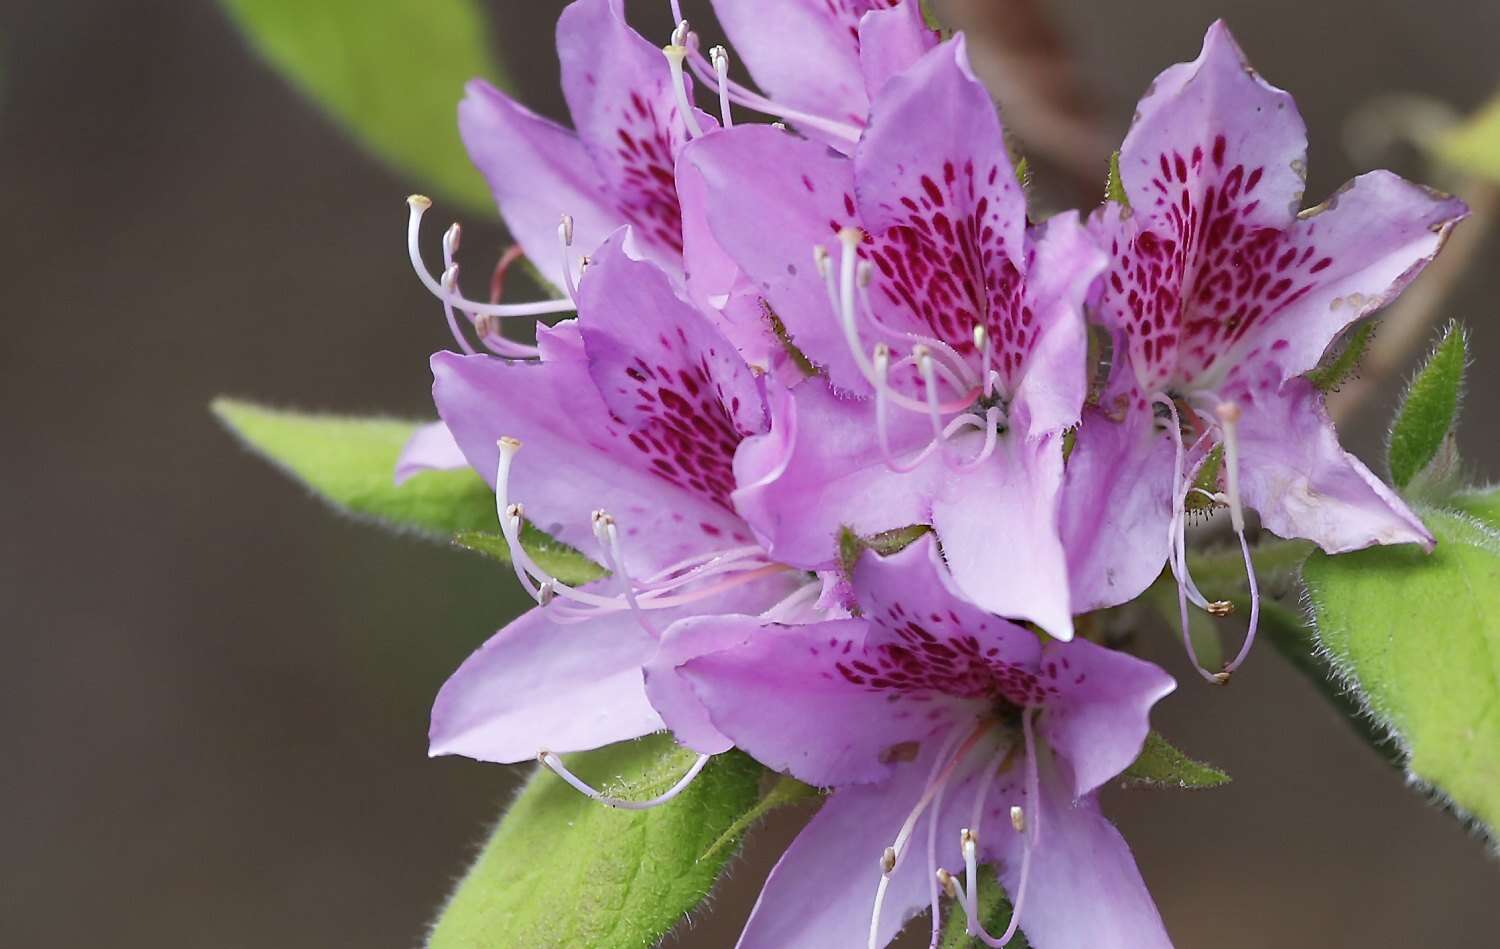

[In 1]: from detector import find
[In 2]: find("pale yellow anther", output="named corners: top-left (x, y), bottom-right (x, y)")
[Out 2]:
top-left (407, 194), bottom-right (432, 210)
top-left (1010, 805), bottom-right (1026, 833)
top-left (879, 846), bottom-right (897, 874)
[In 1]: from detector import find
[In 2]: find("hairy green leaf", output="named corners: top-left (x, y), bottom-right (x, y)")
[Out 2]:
top-left (1449, 485), bottom-right (1500, 526)
top-left (1307, 321), bottom-right (1375, 393)
top-left (1304, 508), bottom-right (1500, 834)
top-left (940, 870), bottom-right (1029, 948)
top-left (429, 736), bottom-right (765, 949)
top-left (1119, 731), bottom-right (1230, 790)
top-left (453, 528), bottom-right (606, 587)
top-left (701, 773), bottom-right (821, 863)
top-left (1387, 322), bottom-right (1467, 492)
top-left (219, 0), bottom-right (501, 212)
top-left (1435, 93), bottom-right (1500, 184)
top-left (213, 398), bottom-right (496, 536)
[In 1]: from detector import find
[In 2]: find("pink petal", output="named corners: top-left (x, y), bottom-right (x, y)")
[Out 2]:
top-left (393, 421), bottom-right (469, 485)
top-left (1233, 376), bottom-right (1432, 553)
top-left (931, 433), bottom-right (1074, 640)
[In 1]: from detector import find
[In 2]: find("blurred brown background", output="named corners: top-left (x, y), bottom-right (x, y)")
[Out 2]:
top-left (2, 0), bottom-right (1497, 946)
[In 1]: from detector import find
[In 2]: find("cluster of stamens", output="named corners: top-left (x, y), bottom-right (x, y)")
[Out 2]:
top-left (816, 227), bottom-right (1008, 475)
top-left (1155, 393), bottom-right (1261, 685)
top-left (869, 710), bottom-right (1042, 949)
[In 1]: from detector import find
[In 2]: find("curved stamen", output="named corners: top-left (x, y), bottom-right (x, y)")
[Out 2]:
top-left (975, 325), bottom-right (996, 399)
top-left (407, 197), bottom-right (574, 317)
top-left (870, 724), bottom-right (984, 949)
top-left (954, 406), bottom-right (1004, 473)
top-left (1155, 395), bottom-right (1231, 685)
top-left (1213, 401), bottom-right (1260, 680)
top-left (477, 247), bottom-right (542, 359)
top-left (662, 45), bottom-right (706, 140)
top-left (558, 214), bottom-right (580, 305)
top-left (952, 711), bottom-right (1038, 947)
top-left (593, 510), bottom-right (661, 638)
top-left (540, 750), bottom-right (711, 809)
top-left (855, 263), bottom-right (977, 391)
top-left (438, 224), bottom-right (477, 355)
top-left (915, 347), bottom-right (956, 468)
top-left (709, 46), bottom-right (734, 128)
top-left (680, 37), bottom-right (862, 142)
top-left (960, 737), bottom-right (1012, 928)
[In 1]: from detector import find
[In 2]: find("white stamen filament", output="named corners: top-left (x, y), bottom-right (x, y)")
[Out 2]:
top-left (558, 213), bottom-right (580, 305)
top-left (870, 724), bottom-right (985, 949)
top-left (681, 37), bottom-right (862, 142)
top-left (960, 738), bottom-right (1012, 927)
top-left (710, 46), bottom-right (733, 128)
top-left (540, 750), bottom-right (711, 809)
top-left (495, 441), bottom-right (787, 626)
top-left (407, 196), bottom-right (574, 317)
top-left (592, 510), bottom-right (661, 637)
top-left (952, 710), bottom-right (1039, 947)
top-left (1213, 400), bottom-right (1260, 679)
top-left (438, 225), bottom-right (477, 355)
top-left (662, 45), bottom-right (705, 140)
top-left (1156, 395), bottom-right (1232, 685)
top-left (915, 347), bottom-right (954, 467)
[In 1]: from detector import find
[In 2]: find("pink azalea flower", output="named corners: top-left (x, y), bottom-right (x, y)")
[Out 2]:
top-left (422, 232), bottom-right (824, 770)
top-left (1084, 21), bottom-right (1467, 681)
top-left (682, 36), bottom-right (1106, 639)
top-left (653, 535), bottom-right (1176, 948)
top-left (399, 0), bottom-right (726, 364)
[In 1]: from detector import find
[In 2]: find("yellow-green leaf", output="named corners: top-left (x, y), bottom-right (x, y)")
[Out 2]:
top-left (428, 736), bottom-right (766, 949)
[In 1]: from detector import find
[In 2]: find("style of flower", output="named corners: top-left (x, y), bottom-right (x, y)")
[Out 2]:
top-left (682, 36), bottom-right (1105, 639)
top-left (651, 534), bottom-right (1175, 948)
top-left (422, 231), bottom-right (825, 775)
top-left (1086, 21), bottom-right (1467, 681)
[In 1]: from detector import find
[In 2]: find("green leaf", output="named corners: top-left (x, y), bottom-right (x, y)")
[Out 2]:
top-left (1104, 150), bottom-right (1129, 208)
top-left (1307, 321), bottom-right (1375, 393)
top-left (1435, 93), bottom-right (1500, 184)
top-left (219, 0), bottom-right (501, 213)
top-left (213, 398), bottom-right (496, 536)
top-left (453, 528), bottom-right (606, 587)
top-left (920, 0), bottom-right (945, 31)
top-left (1119, 731), bottom-right (1230, 790)
top-left (701, 773), bottom-right (821, 863)
top-left (1449, 485), bottom-right (1500, 526)
top-left (1386, 322), bottom-right (1467, 493)
top-left (940, 870), bottom-right (1030, 948)
top-left (428, 735), bottom-right (766, 949)
top-left (1304, 507), bottom-right (1500, 834)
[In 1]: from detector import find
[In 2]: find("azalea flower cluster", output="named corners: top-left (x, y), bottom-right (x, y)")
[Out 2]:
top-left (398, 2), bottom-right (1465, 945)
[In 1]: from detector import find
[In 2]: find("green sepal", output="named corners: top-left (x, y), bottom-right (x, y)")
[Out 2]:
top-left (1120, 731), bottom-right (1230, 790)
top-left (939, 870), bottom-right (1030, 948)
top-left (1386, 321), bottom-right (1467, 494)
top-left (452, 528), bottom-right (606, 587)
top-left (1183, 445), bottom-right (1224, 514)
top-left (1307, 322), bottom-right (1375, 393)
top-left (428, 736), bottom-right (766, 949)
top-left (1104, 150), bottom-right (1129, 208)
top-left (212, 398), bottom-right (495, 537)
top-left (1449, 484), bottom-right (1500, 525)
top-left (839, 523), bottom-right (933, 579)
top-left (219, 0), bottom-right (503, 214)
top-left (1303, 507), bottom-right (1500, 835)
top-left (761, 300), bottom-right (819, 378)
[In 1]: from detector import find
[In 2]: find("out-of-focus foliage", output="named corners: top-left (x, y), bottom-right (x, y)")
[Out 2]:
top-left (1436, 93), bottom-right (1500, 184)
top-left (220, 0), bottom-right (502, 212)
